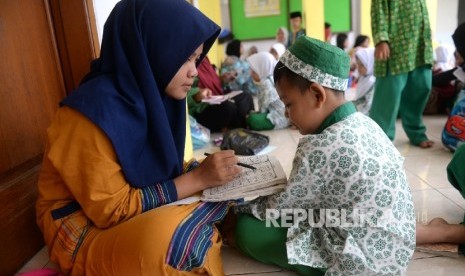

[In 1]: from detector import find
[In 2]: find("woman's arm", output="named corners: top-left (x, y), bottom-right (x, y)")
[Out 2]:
top-left (174, 150), bottom-right (241, 199)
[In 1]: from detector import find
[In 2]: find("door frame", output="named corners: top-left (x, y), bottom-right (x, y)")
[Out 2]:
top-left (0, 0), bottom-right (99, 274)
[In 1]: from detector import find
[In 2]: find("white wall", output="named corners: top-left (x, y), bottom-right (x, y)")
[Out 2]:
top-left (92, 0), bottom-right (121, 44)
top-left (434, 0), bottom-right (458, 45)
top-left (92, 0), bottom-right (459, 51)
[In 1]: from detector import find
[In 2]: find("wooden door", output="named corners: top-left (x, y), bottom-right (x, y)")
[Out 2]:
top-left (0, 0), bottom-right (98, 274)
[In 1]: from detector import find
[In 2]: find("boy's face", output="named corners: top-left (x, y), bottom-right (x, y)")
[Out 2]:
top-left (276, 77), bottom-right (325, 135)
top-left (290, 17), bottom-right (302, 31)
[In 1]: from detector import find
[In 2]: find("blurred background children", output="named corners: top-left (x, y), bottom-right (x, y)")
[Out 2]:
top-left (245, 52), bottom-right (289, 130)
top-left (352, 47), bottom-right (376, 115)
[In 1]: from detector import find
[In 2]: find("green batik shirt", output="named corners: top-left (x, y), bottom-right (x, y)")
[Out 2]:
top-left (371, 0), bottom-right (433, 77)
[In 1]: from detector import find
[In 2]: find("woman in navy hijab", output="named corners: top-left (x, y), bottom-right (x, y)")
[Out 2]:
top-left (36, 0), bottom-right (241, 274)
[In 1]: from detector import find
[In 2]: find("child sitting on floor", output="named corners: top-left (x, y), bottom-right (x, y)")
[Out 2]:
top-left (246, 52), bottom-right (289, 130)
top-left (352, 47), bottom-right (376, 115)
top-left (231, 36), bottom-right (416, 275)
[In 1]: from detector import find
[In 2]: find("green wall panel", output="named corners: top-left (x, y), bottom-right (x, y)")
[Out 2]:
top-left (324, 0), bottom-right (351, 32)
top-left (230, 0), bottom-right (289, 40)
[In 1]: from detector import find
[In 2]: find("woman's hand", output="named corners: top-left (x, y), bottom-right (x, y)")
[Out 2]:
top-left (173, 150), bottom-right (241, 199)
top-left (194, 88), bottom-right (212, 102)
top-left (375, 41), bottom-right (390, 61)
top-left (194, 150), bottom-right (242, 188)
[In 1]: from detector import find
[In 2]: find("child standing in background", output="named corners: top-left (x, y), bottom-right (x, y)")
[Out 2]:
top-left (288, 11), bottom-right (306, 46)
top-left (370, 0), bottom-right (434, 148)
top-left (246, 52), bottom-right (289, 130)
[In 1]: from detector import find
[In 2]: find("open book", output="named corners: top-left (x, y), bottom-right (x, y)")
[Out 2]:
top-left (201, 154), bottom-right (287, 202)
top-left (201, 90), bottom-right (243, 105)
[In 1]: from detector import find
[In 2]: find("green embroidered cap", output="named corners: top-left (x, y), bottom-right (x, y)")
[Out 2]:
top-left (280, 36), bottom-right (350, 91)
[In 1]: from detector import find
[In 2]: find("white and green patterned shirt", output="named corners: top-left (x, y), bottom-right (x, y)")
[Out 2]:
top-left (242, 103), bottom-right (415, 275)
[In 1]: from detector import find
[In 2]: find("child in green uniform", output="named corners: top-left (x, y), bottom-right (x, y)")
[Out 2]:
top-left (370, 0), bottom-right (434, 148)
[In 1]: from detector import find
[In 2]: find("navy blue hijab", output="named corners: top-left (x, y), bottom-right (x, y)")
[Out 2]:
top-left (61, 0), bottom-right (220, 188)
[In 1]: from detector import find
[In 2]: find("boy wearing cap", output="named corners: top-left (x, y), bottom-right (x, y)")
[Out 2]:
top-left (232, 36), bottom-right (415, 275)
top-left (288, 11), bottom-right (306, 47)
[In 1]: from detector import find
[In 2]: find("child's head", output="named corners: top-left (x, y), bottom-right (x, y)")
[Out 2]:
top-left (247, 52), bottom-right (277, 82)
top-left (270, 43), bottom-right (286, 60)
top-left (276, 27), bottom-right (289, 44)
top-left (354, 35), bottom-right (370, 48)
top-left (226, 39), bottom-right (243, 58)
top-left (354, 47), bottom-right (375, 76)
top-left (452, 22), bottom-right (465, 67)
top-left (324, 22), bottom-right (332, 42)
top-left (274, 36), bottom-right (350, 135)
top-left (289, 11), bottom-right (302, 31)
top-left (434, 44), bottom-right (455, 72)
top-left (336, 33), bottom-right (349, 50)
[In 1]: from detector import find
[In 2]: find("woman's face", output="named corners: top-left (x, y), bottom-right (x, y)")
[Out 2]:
top-left (165, 44), bottom-right (203, 100)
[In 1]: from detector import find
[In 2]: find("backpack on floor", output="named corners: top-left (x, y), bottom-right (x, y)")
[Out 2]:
top-left (220, 128), bottom-right (269, 155)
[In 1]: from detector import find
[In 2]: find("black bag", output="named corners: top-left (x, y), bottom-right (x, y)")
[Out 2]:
top-left (220, 128), bottom-right (269, 155)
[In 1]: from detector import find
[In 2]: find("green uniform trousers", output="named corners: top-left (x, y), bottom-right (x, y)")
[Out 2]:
top-left (369, 65), bottom-right (432, 145)
top-left (234, 214), bottom-right (326, 276)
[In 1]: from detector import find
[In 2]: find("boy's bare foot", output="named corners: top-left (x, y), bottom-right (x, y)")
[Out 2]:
top-left (418, 140), bottom-right (434, 148)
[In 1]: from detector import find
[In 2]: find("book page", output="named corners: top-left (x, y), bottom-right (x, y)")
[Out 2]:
top-left (201, 90), bottom-right (242, 104)
top-left (201, 154), bottom-right (287, 201)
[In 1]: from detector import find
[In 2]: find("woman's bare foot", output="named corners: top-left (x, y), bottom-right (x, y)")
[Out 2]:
top-left (418, 140), bottom-right (434, 148)
top-left (416, 217), bottom-right (465, 245)
top-left (416, 217), bottom-right (449, 244)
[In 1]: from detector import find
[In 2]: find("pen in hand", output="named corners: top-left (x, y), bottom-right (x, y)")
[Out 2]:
top-left (204, 152), bottom-right (257, 170)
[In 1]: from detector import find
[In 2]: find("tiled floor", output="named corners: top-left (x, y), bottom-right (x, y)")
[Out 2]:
top-left (18, 115), bottom-right (465, 275)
